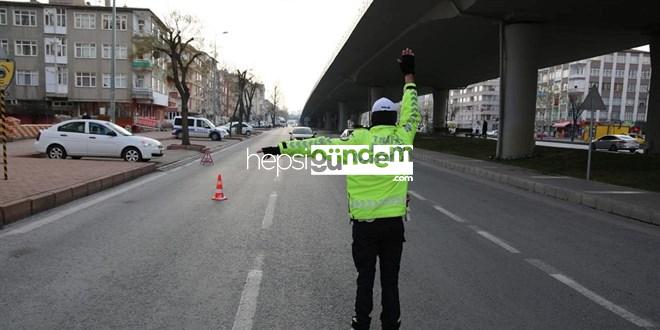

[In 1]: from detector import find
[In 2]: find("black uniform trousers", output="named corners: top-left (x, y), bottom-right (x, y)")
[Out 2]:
top-left (352, 217), bottom-right (405, 329)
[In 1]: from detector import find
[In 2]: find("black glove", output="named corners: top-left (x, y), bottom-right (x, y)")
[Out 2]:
top-left (261, 146), bottom-right (281, 156)
top-left (398, 53), bottom-right (415, 75)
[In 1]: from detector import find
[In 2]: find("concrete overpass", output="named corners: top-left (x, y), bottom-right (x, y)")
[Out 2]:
top-left (301, 0), bottom-right (660, 158)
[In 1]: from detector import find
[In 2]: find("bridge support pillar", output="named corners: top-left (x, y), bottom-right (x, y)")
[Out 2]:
top-left (323, 111), bottom-right (334, 130)
top-left (432, 88), bottom-right (449, 133)
top-left (645, 35), bottom-right (660, 154)
top-left (497, 23), bottom-right (539, 159)
top-left (338, 102), bottom-right (349, 132)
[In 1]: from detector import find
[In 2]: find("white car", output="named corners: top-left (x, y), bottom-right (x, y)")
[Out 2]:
top-left (340, 128), bottom-right (354, 139)
top-left (290, 126), bottom-right (316, 140)
top-left (222, 122), bottom-right (254, 135)
top-left (35, 119), bottom-right (164, 162)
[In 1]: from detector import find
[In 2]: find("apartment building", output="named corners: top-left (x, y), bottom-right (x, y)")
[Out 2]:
top-left (447, 49), bottom-right (651, 132)
top-left (536, 49), bottom-right (651, 128)
top-left (449, 79), bottom-right (500, 130)
top-left (0, 0), bottom-right (169, 126)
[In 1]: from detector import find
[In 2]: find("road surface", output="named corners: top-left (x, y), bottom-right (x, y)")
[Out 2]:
top-left (1, 128), bottom-right (659, 329)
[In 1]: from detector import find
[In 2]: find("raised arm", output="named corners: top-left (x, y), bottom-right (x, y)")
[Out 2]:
top-left (396, 48), bottom-right (421, 144)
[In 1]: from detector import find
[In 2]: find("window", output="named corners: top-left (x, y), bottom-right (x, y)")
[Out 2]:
top-left (590, 68), bottom-right (600, 76)
top-left (641, 70), bottom-right (651, 79)
top-left (628, 69), bottom-right (637, 78)
top-left (0, 39), bottom-right (7, 54)
top-left (58, 121), bottom-right (86, 133)
top-left (134, 74), bottom-right (145, 88)
top-left (639, 102), bottom-right (646, 109)
top-left (56, 66), bottom-right (68, 85)
top-left (45, 38), bottom-right (67, 57)
top-left (14, 10), bottom-right (37, 26)
top-left (616, 55), bottom-right (626, 63)
top-left (0, 8), bottom-right (6, 25)
top-left (74, 42), bottom-right (96, 58)
top-left (603, 69), bottom-right (611, 76)
top-left (627, 84), bottom-right (636, 92)
top-left (102, 44), bottom-right (127, 59)
top-left (102, 73), bottom-right (127, 88)
top-left (102, 14), bottom-right (127, 30)
top-left (615, 69), bottom-right (624, 77)
top-left (602, 82), bottom-right (611, 90)
top-left (89, 122), bottom-right (112, 135)
top-left (626, 98), bottom-right (635, 106)
top-left (612, 98), bottom-right (621, 106)
top-left (614, 83), bottom-right (623, 92)
top-left (75, 72), bottom-right (96, 87)
top-left (137, 18), bottom-right (145, 32)
top-left (15, 40), bottom-right (37, 56)
top-left (45, 8), bottom-right (66, 27)
top-left (640, 85), bottom-right (648, 92)
top-left (16, 70), bottom-right (38, 86)
top-left (74, 13), bottom-right (95, 29)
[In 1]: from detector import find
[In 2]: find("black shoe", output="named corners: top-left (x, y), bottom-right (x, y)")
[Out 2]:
top-left (351, 316), bottom-right (371, 330)
top-left (381, 319), bottom-right (401, 330)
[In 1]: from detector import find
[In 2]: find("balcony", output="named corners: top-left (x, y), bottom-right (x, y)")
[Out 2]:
top-left (46, 84), bottom-right (68, 96)
top-left (132, 88), bottom-right (168, 106)
top-left (132, 59), bottom-right (153, 70)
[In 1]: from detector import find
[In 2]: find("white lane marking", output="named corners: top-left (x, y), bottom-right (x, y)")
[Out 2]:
top-left (261, 192), bottom-right (278, 229)
top-left (433, 205), bottom-right (467, 223)
top-left (0, 173), bottom-right (167, 238)
top-left (526, 259), bottom-right (657, 328)
top-left (167, 166), bottom-right (182, 173)
top-left (408, 190), bottom-right (426, 201)
top-left (525, 258), bottom-right (561, 275)
top-left (232, 253), bottom-right (265, 330)
top-left (473, 230), bottom-right (521, 254)
top-left (553, 274), bottom-right (656, 328)
top-left (583, 190), bottom-right (646, 195)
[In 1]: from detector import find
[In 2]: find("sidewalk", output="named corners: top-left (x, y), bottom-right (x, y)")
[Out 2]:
top-left (414, 148), bottom-right (660, 226)
top-left (0, 134), bottom-right (245, 226)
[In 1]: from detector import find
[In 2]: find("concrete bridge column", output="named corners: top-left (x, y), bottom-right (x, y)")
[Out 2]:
top-left (338, 102), bottom-right (349, 132)
top-left (432, 88), bottom-right (449, 133)
top-left (497, 23), bottom-right (540, 159)
top-left (645, 35), bottom-right (660, 154)
top-left (350, 112), bottom-right (360, 128)
top-left (323, 111), bottom-right (333, 130)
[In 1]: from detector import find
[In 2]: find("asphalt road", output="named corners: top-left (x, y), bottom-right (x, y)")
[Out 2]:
top-left (1, 128), bottom-right (659, 329)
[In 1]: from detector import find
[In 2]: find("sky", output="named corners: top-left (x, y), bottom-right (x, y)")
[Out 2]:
top-left (109, 0), bottom-right (371, 114)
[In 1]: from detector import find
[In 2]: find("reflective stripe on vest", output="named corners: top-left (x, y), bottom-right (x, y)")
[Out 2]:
top-left (349, 195), bottom-right (406, 210)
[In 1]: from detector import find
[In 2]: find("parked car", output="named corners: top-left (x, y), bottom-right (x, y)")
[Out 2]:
top-left (591, 134), bottom-right (640, 152)
top-left (628, 133), bottom-right (646, 146)
top-left (289, 126), bottom-right (316, 140)
top-left (487, 129), bottom-right (499, 138)
top-left (34, 119), bottom-right (164, 162)
top-left (172, 116), bottom-right (228, 141)
top-left (222, 122), bottom-right (254, 135)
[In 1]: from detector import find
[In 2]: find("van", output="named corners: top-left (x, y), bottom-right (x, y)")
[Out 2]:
top-left (172, 116), bottom-right (228, 141)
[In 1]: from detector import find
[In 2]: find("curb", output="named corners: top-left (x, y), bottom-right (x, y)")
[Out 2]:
top-left (0, 163), bottom-right (156, 227)
top-left (415, 150), bottom-right (660, 226)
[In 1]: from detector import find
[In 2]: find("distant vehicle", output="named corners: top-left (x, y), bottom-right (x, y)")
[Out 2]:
top-left (591, 134), bottom-right (640, 152)
top-left (172, 116), bottom-right (228, 141)
top-left (340, 128), bottom-right (354, 139)
top-left (628, 133), bottom-right (646, 146)
top-left (222, 122), bottom-right (254, 135)
top-left (35, 119), bottom-right (164, 162)
top-left (290, 126), bottom-right (316, 140)
top-left (487, 129), bottom-right (498, 138)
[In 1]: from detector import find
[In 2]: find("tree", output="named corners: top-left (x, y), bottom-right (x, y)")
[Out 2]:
top-left (136, 12), bottom-right (205, 146)
top-left (269, 85), bottom-right (281, 127)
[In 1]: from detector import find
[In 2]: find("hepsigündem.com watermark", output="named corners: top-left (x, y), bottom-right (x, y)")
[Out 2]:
top-left (247, 145), bottom-right (413, 180)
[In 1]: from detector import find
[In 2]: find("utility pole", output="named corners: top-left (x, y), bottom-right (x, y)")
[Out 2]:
top-left (110, 0), bottom-right (116, 122)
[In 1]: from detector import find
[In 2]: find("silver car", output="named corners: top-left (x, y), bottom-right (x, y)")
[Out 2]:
top-left (591, 134), bottom-right (640, 152)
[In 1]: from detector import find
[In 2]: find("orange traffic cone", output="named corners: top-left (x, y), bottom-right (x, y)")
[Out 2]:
top-left (212, 174), bottom-right (228, 201)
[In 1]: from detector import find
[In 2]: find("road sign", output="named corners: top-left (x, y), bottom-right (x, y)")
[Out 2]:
top-left (0, 60), bottom-right (15, 90)
top-left (580, 86), bottom-right (606, 181)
